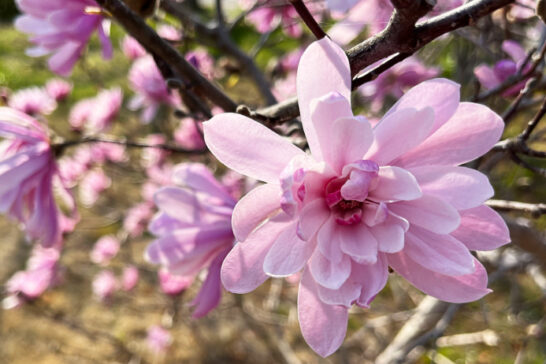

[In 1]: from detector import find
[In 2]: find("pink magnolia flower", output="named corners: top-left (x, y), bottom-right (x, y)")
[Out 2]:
top-left (90, 235), bottom-right (120, 265)
top-left (8, 87), bottom-right (57, 116)
top-left (474, 40), bottom-right (529, 96)
top-left (121, 35), bottom-right (147, 60)
top-left (157, 24), bottom-right (182, 42)
top-left (360, 56), bottom-right (440, 113)
top-left (174, 118), bottom-right (205, 150)
top-left (124, 202), bottom-right (155, 237)
top-left (128, 55), bottom-right (181, 124)
top-left (204, 38), bottom-right (510, 357)
top-left (0, 107), bottom-right (73, 247)
top-left (45, 79), bottom-right (72, 102)
top-left (68, 88), bottom-right (123, 132)
top-left (79, 168), bottom-right (112, 206)
top-left (158, 268), bottom-right (193, 296)
top-left (3, 244), bottom-right (61, 308)
top-left (92, 270), bottom-right (117, 301)
top-left (15, 0), bottom-right (113, 76)
top-left (146, 325), bottom-right (172, 355)
top-left (122, 265), bottom-right (139, 291)
top-left (186, 49), bottom-right (215, 79)
top-left (146, 163), bottom-right (236, 317)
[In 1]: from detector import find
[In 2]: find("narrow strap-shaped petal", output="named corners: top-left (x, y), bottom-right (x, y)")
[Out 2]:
top-left (451, 205), bottom-right (510, 251)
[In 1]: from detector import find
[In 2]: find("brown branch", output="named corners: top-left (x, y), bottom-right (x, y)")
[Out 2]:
top-left (95, 0), bottom-right (238, 111)
top-left (486, 199), bottom-right (546, 217)
top-left (253, 0), bottom-right (515, 124)
top-left (289, 0), bottom-right (326, 39)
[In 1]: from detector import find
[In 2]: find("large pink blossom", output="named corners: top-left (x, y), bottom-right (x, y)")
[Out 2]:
top-left (15, 0), bottom-right (113, 76)
top-left (0, 107), bottom-right (74, 248)
top-left (204, 38), bottom-right (510, 357)
top-left (145, 163), bottom-right (236, 318)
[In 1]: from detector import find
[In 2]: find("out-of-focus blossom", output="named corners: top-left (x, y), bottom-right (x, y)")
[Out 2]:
top-left (142, 134), bottom-right (169, 168)
top-left (158, 268), bottom-right (193, 295)
top-left (157, 24), bottom-right (182, 41)
top-left (474, 40), bottom-right (529, 96)
top-left (279, 49), bottom-right (303, 73)
top-left (124, 202), bottom-right (155, 237)
top-left (92, 270), bottom-right (117, 301)
top-left (246, 0), bottom-right (324, 38)
top-left (204, 38), bottom-right (509, 357)
top-left (69, 88), bottom-right (122, 132)
top-left (360, 57), bottom-right (440, 113)
top-left (509, 0), bottom-right (536, 19)
top-left (121, 35), bottom-right (147, 60)
top-left (128, 55), bottom-right (181, 124)
top-left (186, 49), bottom-right (215, 79)
top-left (91, 142), bottom-right (127, 164)
top-left (174, 118), bottom-right (205, 150)
top-left (221, 170), bottom-right (248, 201)
top-left (14, 0), bottom-right (113, 76)
top-left (79, 168), bottom-right (112, 206)
top-left (90, 235), bottom-right (120, 265)
top-left (3, 244), bottom-right (62, 309)
top-left (146, 325), bottom-right (172, 355)
top-left (329, 0), bottom-right (462, 45)
top-left (0, 107), bottom-right (73, 247)
top-left (146, 163), bottom-right (237, 317)
top-left (8, 87), bottom-right (57, 116)
top-left (122, 265), bottom-right (139, 291)
top-left (45, 79), bottom-right (72, 102)
top-left (273, 73), bottom-right (297, 101)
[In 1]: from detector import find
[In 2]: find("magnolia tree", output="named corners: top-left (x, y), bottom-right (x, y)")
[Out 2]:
top-left (1, 0), bottom-right (546, 362)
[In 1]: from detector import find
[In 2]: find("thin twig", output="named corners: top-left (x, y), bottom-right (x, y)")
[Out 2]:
top-left (289, 0), bottom-right (326, 39)
top-left (486, 199), bottom-right (546, 217)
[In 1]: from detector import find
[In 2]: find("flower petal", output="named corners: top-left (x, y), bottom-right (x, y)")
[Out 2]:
top-left (404, 227), bottom-right (475, 276)
top-left (203, 113), bottom-right (303, 183)
top-left (309, 249), bottom-right (351, 290)
top-left (298, 267), bottom-right (348, 358)
top-left (339, 223), bottom-right (378, 264)
top-left (353, 253), bottom-right (389, 307)
top-left (221, 213), bottom-right (293, 293)
top-left (231, 183), bottom-right (281, 242)
top-left (389, 194), bottom-right (460, 234)
top-left (297, 198), bottom-right (330, 241)
top-left (297, 37), bottom-right (351, 162)
top-left (383, 78), bottom-right (460, 133)
top-left (395, 102), bottom-right (504, 167)
top-left (369, 213), bottom-right (408, 253)
top-left (388, 252), bottom-right (491, 303)
top-left (317, 217), bottom-right (344, 263)
top-left (365, 107), bottom-right (435, 165)
top-left (451, 205), bottom-right (510, 251)
top-left (408, 165), bottom-right (494, 210)
top-left (263, 220), bottom-right (315, 277)
top-left (370, 166), bottom-right (422, 202)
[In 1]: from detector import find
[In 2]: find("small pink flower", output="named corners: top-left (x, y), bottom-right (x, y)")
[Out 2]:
top-left (8, 87), bottom-right (57, 116)
top-left (0, 107), bottom-right (73, 247)
top-left (186, 49), bottom-right (215, 79)
top-left (474, 40), bottom-right (529, 96)
top-left (45, 79), bottom-right (72, 102)
top-left (92, 270), bottom-right (117, 301)
top-left (204, 38), bottom-right (510, 357)
top-left (157, 24), bottom-right (182, 41)
top-left (273, 73), bottom-right (297, 101)
top-left (68, 88), bottom-right (123, 132)
top-left (90, 235), bottom-right (120, 265)
top-left (174, 118), bottom-right (205, 150)
top-left (121, 35), bottom-right (146, 60)
top-left (146, 325), bottom-right (172, 355)
top-left (14, 0), bottom-right (112, 76)
top-left (158, 268), bottom-right (193, 296)
top-left (123, 202), bottom-right (155, 237)
top-left (146, 163), bottom-right (236, 317)
top-left (128, 55), bottom-right (181, 124)
top-left (79, 168), bottom-right (112, 206)
top-left (122, 265), bottom-right (139, 291)
top-left (90, 142), bottom-right (127, 164)
top-left (141, 134), bottom-right (169, 168)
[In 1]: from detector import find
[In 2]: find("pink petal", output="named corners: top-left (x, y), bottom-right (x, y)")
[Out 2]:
top-left (154, 187), bottom-right (199, 222)
top-left (221, 213), bottom-right (293, 293)
top-left (388, 253), bottom-right (491, 303)
top-left (231, 183), bottom-right (281, 242)
top-left (451, 205), bottom-right (510, 251)
top-left (369, 213), bottom-right (408, 253)
top-left (203, 113), bottom-right (303, 183)
top-left (48, 41), bottom-right (83, 77)
top-left (408, 165), bottom-right (494, 210)
top-left (502, 40), bottom-right (526, 63)
top-left (365, 107), bottom-right (435, 165)
top-left (297, 198), bottom-right (330, 240)
top-left (317, 217), bottom-right (344, 263)
top-left (298, 268), bottom-right (348, 357)
top-left (395, 102), bottom-right (504, 167)
top-left (383, 78), bottom-right (461, 133)
top-left (190, 248), bottom-right (229, 318)
top-left (389, 194), bottom-right (460, 234)
top-left (297, 37), bottom-right (351, 162)
top-left (263, 220), bottom-right (315, 277)
top-left (404, 227), bottom-right (475, 276)
top-left (339, 223), bottom-right (378, 264)
top-left (474, 65), bottom-right (500, 89)
top-left (309, 249), bottom-right (351, 289)
top-left (316, 277), bottom-right (361, 307)
top-left (172, 163), bottom-right (234, 203)
top-left (353, 253), bottom-right (389, 307)
top-left (370, 166), bottom-right (422, 202)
